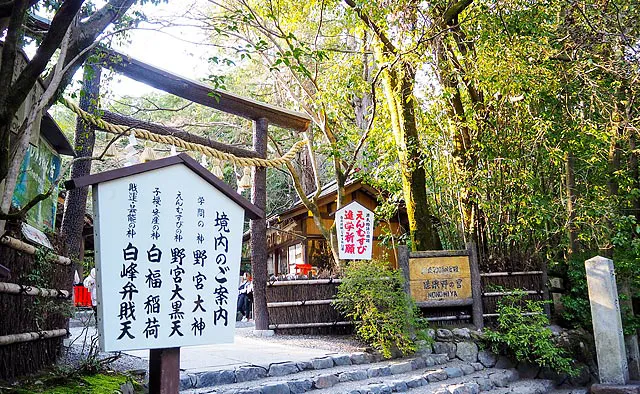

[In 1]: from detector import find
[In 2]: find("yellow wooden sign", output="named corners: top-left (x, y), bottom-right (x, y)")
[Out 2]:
top-left (409, 256), bottom-right (472, 302)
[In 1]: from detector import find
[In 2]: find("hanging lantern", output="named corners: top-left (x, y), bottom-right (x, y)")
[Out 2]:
top-left (140, 146), bottom-right (157, 163)
top-left (236, 167), bottom-right (252, 194)
top-left (169, 145), bottom-right (177, 156)
top-left (200, 153), bottom-right (208, 168)
top-left (211, 157), bottom-right (224, 178)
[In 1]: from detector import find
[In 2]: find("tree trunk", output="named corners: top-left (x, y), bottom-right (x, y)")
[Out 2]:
top-left (61, 64), bottom-right (101, 270)
top-left (379, 57), bottom-right (441, 251)
top-left (250, 118), bottom-right (269, 331)
top-left (565, 151), bottom-right (578, 256)
top-left (630, 133), bottom-right (640, 223)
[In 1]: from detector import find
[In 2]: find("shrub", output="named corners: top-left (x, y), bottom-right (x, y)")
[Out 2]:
top-left (334, 259), bottom-right (427, 358)
top-left (484, 290), bottom-right (577, 376)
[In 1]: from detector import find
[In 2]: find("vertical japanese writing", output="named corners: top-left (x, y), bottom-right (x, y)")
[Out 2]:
top-left (191, 195), bottom-right (208, 337)
top-left (355, 209), bottom-right (367, 255)
top-left (151, 187), bottom-right (161, 240)
top-left (175, 191), bottom-right (184, 242)
top-left (118, 242), bottom-right (139, 340)
top-left (213, 211), bottom-right (230, 327)
top-left (144, 243), bottom-right (162, 339)
top-left (169, 247), bottom-right (185, 337)
top-left (343, 209), bottom-right (355, 255)
top-left (196, 196), bottom-right (205, 245)
top-left (127, 183), bottom-right (138, 238)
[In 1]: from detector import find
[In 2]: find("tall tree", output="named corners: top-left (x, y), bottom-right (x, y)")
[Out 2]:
top-left (60, 63), bottom-right (101, 266)
top-left (202, 0), bottom-right (378, 268)
top-left (344, 0), bottom-right (444, 251)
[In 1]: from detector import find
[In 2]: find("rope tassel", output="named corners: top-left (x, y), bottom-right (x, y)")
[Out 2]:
top-left (237, 167), bottom-right (252, 193)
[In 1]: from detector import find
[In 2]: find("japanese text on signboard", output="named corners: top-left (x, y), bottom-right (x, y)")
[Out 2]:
top-left (93, 164), bottom-right (244, 352)
top-left (408, 256), bottom-right (472, 302)
top-left (336, 201), bottom-right (373, 260)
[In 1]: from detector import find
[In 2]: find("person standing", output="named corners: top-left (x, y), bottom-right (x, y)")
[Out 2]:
top-left (83, 268), bottom-right (97, 316)
top-left (237, 272), bottom-right (253, 322)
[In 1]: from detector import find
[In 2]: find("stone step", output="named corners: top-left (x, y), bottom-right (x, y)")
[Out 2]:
top-left (392, 367), bottom-right (519, 394)
top-left (548, 389), bottom-right (589, 394)
top-left (181, 352), bottom-right (459, 393)
top-left (484, 379), bottom-right (554, 394)
top-left (182, 354), bottom-right (512, 394)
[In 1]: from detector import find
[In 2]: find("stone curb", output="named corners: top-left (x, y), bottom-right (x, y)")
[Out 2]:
top-left (180, 352), bottom-right (447, 391)
top-left (183, 354), bottom-right (516, 393)
top-left (180, 351), bottom-right (379, 390)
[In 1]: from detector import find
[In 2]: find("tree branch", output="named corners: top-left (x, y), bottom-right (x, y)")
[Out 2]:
top-left (7, 0), bottom-right (84, 115)
top-left (442, 0), bottom-right (473, 26)
top-left (0, 0), bottom-right (36, 19)
top-left (0, 0), bottom-right (29, 109)
top-left (343, 0), bottom-right (398, 56)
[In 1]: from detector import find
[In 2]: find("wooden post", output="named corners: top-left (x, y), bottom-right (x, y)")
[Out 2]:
top-left (251, 118), bottom-right (270, 331)
top-left (149, 347), bottom-right (180, 394)
top-left (467, 242), bottom-right (484, 329)
top-left (541, 260), bottom-right (551, 318)
top-left (398, 245), bottom-right (410, 296)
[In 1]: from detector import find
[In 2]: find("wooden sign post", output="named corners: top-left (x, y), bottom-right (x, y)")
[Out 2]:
top-left (66, 154), bottom-right (263, 393)
top-left (399, 243), bottom-right (483, 329)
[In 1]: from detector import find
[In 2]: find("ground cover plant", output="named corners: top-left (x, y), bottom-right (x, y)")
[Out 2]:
top-left (334, 259), bottom-right (429, 358)
top-left (0, 371), bottom-right (143, 394)
top-left (484, 290), bottom-right (577, 376)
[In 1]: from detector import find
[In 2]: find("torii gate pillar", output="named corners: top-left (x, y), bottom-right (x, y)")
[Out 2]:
top-left (251, 118), bottom-right (270, 333)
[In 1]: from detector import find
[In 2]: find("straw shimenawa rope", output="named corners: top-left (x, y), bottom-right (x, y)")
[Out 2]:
top-left (60, 97), bottom-right (307, 168)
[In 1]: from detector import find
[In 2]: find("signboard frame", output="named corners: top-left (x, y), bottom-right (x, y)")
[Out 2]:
top-left (66, 153), bottom-right (263, 394)
top-left (398, 243), bottom-right (483, 329)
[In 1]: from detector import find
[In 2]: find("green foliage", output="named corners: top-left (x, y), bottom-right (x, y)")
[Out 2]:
top-left (24, 247), bottom-right (74, 329)
top-left (4, 372), bottom-right (142, 393)
top-left (334, 260), bottom-right (428, 358)
top-left (484, 290), bottom-right (577, 376)
top-left (560, 216), bottom-right (640, 335)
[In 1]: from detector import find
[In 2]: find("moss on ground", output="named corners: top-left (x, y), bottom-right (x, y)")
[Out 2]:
top-left (1, 372), bottom-right (143, 393)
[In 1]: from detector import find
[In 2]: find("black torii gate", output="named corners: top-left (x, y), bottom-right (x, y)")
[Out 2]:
top-left (88, 50), bottom-right (310, 393)
top-left (99, 48), bottom-right (311, 336)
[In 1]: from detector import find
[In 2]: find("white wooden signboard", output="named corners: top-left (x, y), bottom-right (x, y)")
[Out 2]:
top-left (336, 201), bottom-right (374, 260)
top-left (93, 164), bottom-right (244, 352)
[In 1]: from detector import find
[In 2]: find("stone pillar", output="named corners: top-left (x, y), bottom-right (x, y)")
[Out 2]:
top-left (585, 256), bottom-right (629, 385)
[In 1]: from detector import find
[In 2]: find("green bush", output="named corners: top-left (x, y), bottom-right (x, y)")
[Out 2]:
top-left (559, 215), bottom-right (640, 335)
top-left (484, 290), bottom-right (577, 376)
top-left (334, 259), bottom-right (426, 358)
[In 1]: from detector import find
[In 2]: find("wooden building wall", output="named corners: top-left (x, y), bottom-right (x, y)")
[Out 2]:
top-left (266, 184), bottom-right (404, 275)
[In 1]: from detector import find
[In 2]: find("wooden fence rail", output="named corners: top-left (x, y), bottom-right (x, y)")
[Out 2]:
top-left (265, 268), bottom-right (547, 333)
top-left (0, 235), bottom-right (72, 379)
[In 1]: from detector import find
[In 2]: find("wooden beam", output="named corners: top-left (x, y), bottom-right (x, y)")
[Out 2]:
top-left (102, 49), bottom-right (312, 132)
top-left (100, 110), bottom-right (260, 158)
top-left (1, 236), bottom-right (71, 265)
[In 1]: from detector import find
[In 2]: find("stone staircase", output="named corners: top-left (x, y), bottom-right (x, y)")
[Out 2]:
top-left (179, 349), bottom-right (588, 394)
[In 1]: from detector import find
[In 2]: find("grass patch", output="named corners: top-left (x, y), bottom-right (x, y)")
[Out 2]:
top-left (1, 372), bottom-right (142, 393)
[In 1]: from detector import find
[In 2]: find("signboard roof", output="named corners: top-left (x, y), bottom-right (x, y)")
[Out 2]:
top-left (65, 153), bottom-right (263, 220)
